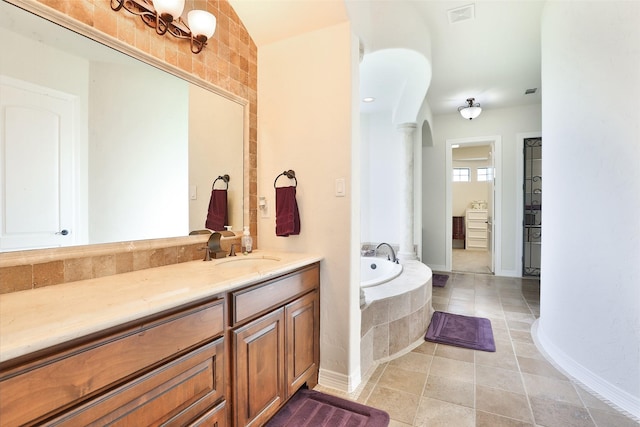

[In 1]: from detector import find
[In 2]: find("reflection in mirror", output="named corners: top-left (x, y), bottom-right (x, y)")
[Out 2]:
top-left (0, 1), bottom-right (244, 252)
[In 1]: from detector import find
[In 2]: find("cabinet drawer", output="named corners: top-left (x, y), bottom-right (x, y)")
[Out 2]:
top-left (467, 238), bottom-right (487, 249)
top-left (47, 338), bottom-right (225, 426)
top-left (0, 299), bottom-right (224, 427)
top-left (232, 264), bottom-right (319, 325)
top-left (466, 220), bottom-right (486, 230)
top-left (466, 210), bottom-right (487, 221)
top-left (467, 229), bottom-right (487, 239)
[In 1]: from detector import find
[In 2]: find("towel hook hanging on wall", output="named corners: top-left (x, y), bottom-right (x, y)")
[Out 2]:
top-left (212, 174), bottom-right (230, 190)
top-left (274, 170), bottom-right (297, 188)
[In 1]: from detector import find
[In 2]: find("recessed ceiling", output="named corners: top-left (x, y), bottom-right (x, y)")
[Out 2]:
top-left (228, 0), bottom-right (544, 117)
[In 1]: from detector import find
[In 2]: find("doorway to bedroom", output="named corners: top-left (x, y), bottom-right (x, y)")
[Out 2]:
top-left (445, 135), bottom-right (502, 275)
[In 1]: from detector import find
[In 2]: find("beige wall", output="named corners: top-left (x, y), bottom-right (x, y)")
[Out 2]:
top-left (188, 85), bottom-right (245, 232)
top-left (257, 22), bottom-right (359, 388)
top-left (422, 104), bottom-right (541, 275)
top-left (539, 1), bottom-right (640, 413)
top-left (452, 145), bottom-right (491, 216)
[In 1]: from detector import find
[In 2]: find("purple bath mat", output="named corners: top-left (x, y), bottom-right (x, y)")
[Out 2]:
top-left (265, 389), bottom-right (389, 427)
top-left (425, 311), bottom-right (496, 352)
top-left (432, 273), bottom-right (449, 287)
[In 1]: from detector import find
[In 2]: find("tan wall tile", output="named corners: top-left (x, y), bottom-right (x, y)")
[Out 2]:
top-left (115, 252), bottom-right (134, 274)
top-left (33, 261), bottom-right (64, 289)
top-left (0, 265), bottom-right (33, 293)
top-left (64, 258), bottom-right (93, 282)
top-left (92, 255), bottom-right (117, 278)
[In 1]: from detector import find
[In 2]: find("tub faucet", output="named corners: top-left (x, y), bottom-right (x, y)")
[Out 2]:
top-left (375, 243), bottom-right (398, 264)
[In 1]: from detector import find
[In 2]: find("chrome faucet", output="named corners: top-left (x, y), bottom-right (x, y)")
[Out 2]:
top-left (375, 243), bottom-right (398, 264)
top-left (202, 232), bottom-right (224, 261)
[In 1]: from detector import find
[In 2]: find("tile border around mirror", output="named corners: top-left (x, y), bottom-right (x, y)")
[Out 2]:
top-left (0, 0), bottom-right (257, 292)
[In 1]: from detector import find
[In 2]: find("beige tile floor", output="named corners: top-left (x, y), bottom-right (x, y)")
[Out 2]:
top-left (316, 273), bottom-right (639, 427)
top-left (452, 249), bottom-right (491, 274)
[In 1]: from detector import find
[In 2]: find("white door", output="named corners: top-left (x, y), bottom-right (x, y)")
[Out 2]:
top-left (0, 77), bottom-right (76, 251)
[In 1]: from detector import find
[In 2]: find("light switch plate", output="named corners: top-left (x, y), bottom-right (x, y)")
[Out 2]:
top-left (335, 178), bottom-right (345, 197)
top-left (189, 185), bottom-right (197, 200)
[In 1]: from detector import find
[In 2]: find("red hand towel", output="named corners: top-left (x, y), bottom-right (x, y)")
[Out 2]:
top-left (276, 186), bottom-right (300, 236)
top-left (205, 189), bottom-right (228, 231)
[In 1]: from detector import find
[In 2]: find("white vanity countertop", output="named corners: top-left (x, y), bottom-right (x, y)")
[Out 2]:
top-left (0, 250), bottom-right (322, 363)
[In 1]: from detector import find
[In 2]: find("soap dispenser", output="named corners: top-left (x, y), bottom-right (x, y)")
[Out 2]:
top-left (241, 226), bottom-right (253, 253)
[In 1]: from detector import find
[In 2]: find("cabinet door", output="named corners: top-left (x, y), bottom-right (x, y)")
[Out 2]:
top-left (285, 291), bottom-right (319, 396)
top-left (233, 308), bottom-right (285, 427)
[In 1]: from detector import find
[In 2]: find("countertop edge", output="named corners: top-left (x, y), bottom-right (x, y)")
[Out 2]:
top-left (0, 251), bottom-right (322, 363)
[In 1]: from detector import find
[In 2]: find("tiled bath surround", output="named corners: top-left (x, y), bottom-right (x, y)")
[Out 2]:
top-left (1, 0), bottom-right (256, 293)
top-left (360, 260), bottom-right (434, 377)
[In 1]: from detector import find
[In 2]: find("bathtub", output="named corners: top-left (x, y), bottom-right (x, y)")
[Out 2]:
top-left (360, 257), bottom-right (403, 288)
top-left (359, 258), bottom-right (433, 374)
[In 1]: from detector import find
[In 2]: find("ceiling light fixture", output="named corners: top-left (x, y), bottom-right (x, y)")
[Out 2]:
top-left (458, 97), bottom-right (482, 120)
top-left (111, 0), bottom-right (216, 54)
top-left (362, 97), bottom-right (376, 103)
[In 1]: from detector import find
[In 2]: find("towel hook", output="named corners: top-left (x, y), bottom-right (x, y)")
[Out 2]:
top-left (212, 174), bottom-right (230, 190)
top-left (274, 170), bottom-right (297, 188)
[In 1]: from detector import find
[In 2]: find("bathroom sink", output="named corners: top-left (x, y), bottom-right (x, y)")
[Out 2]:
top-left (215, 255), bottom-right (281, 270)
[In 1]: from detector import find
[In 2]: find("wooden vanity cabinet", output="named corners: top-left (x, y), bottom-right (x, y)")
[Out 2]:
top-left (0, 297), bottom-right (227, 427)
top-left (230, 263), bottom-right (320, 427)
top-left (0, 260), bottom-right (320, 427)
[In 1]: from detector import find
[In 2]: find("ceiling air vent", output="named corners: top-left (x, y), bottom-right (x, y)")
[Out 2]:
top-left (525, 88), bottom-right (538, 95)
top-left (448, 4), bottom-right (475, 24)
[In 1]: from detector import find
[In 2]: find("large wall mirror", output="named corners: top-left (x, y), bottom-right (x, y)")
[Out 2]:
top-left (0, 1), bottom-right (246, 252)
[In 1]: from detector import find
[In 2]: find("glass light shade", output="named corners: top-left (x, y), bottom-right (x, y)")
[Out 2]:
top-left (153, 0), bottom-right (185, 19)
top-left (188, 10), bottom-right (217, 39)
top-left (460, 106), bottom-right (482, 120)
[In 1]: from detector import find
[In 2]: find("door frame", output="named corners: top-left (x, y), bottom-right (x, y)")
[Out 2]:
top-left (445, 135), bottom-right (502, 273)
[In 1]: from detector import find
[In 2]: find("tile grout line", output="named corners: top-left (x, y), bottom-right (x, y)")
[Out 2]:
top-left (505, 287), bottom-right (538, 426)
top-left (411, 346), bottom-right (435, 426)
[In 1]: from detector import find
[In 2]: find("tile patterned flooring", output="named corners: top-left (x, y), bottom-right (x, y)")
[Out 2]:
top-left (452, 249), bottom-right (491, 274)
top-left (316, 272), bottom-right (639, 427)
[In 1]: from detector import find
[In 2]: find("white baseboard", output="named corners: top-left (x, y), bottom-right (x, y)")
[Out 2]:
top-left (427, 264), bottom-right (446, 273)
top-left (533, 320), bottom-right (640, 420)
top-left (318, 367), bottom-right (361, 394)
top-left (495, 268), bottom-right (519, 277)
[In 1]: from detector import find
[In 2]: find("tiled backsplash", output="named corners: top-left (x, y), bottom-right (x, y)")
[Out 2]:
top-left (0, 235), bottom-right (240, 294)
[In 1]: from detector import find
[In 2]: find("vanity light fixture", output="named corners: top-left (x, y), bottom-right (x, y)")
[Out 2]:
top-left (458, 97), bottom-right (482, 120)
top-left (111, 0), bottom-right (216, 54)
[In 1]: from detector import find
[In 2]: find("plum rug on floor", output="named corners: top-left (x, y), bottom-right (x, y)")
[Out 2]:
top-left (432, 273), bottom-right (449, 287)
top-left (425, 311), bottom-right (496, 352)
top-left (265, 389), bottom-right (390, 427)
